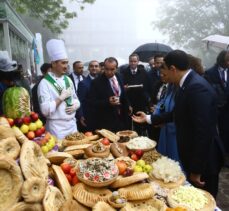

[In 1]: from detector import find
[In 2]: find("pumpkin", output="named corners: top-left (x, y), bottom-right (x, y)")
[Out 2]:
top-left (3, 86), bottom-right (31, 119)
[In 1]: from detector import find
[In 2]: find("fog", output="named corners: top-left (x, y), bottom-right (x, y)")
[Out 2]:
top-left (61, 0), bottom-right (169, 65)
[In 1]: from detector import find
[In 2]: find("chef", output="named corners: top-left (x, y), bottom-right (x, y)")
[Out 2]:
top-left (38, 39), bottom-right (80, 140)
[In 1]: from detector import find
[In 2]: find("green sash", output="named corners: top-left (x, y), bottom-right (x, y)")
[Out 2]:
top-left (44, 74), bottom-right (72, 106)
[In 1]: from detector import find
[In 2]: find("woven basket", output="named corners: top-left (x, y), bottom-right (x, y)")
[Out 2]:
top-left (108, 197), bottom-right (126, 208)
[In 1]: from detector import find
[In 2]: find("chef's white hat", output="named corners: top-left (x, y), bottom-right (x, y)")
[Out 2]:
top-left (46, 39), bottom-right (68, 62)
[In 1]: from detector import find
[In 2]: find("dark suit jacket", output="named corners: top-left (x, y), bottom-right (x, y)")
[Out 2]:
top-left (88, 73), bottom-right (130, 132)
top-left (69, 73), bottom-right (85, 92)
top-left (121, 65), bottom-right (150, 113)
top-left (77, 75), bottom-right (93, 128)
top-left (174, 70), bottom-right (223, 174)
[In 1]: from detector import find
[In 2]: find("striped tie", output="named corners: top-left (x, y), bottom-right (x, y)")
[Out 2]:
top-left (111, 78), bottom-right (119, 96)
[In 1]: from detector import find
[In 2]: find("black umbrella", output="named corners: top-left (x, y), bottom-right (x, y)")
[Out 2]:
top-left (132, 43), bottom-right (173, 62)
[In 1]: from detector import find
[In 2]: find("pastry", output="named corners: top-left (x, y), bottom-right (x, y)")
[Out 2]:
top-left (93, 201), bottom-right (116, 211)
top-left (110, 172), bottom-right (149, 188)
top-left (21, 177), bottom-right (47, 203)
top-left (0, 137), bottom-right (20, 159)
top-left (43, 185), bottom-right (65, 211)
top-left (47, 151), bottom-right (73, 165)
top-left (110, 142), bottom-right (129, 158)
top-left (73, 183), bottom-right (112, 208)
top-left (63, 133), bottom-right (99, 146)
top-left (60, 199), bottom-right (90, 211)
top-left (9, 202), bottom-right (43, 211)
top-left (20, 141), bottom-right (49, 180)
top-left (118, 183), bottom-right (154, 201)
top-left (96, 129), bottom-right (120, 142)
top-left (52, 164), bottom-right (73, 201)
top-left (116, 130), bottom-right (138, 138)
top-left (84, 142), bottom-right (110, 158)
top-left (0, 157), bottom-right (23, 210)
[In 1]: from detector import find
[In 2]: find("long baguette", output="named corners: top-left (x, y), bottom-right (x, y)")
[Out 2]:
top-left (96, 129), bottom-right (120, 142)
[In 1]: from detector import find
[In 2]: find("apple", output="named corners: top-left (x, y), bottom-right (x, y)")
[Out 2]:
top-left (35, 128), bottom-right (43, 137)
top-left (23, 116), bottom-right (31, 125)
top-left (27, 131), bottom-right (35, 140)
top-left (41, 145), bottom-right (49, 154)
top-left (30, 112), bottom-right (39, 121)
top-left (20, 124), bottom-right (29, 134)
top-left (71, 175), bottom-right (79, 186)
top-left (29, 122), bottom-right (37, 131)
top-left (40, 138), bottom-right (47, 146)
top-left (135, 149), bottom-right (144, 158)
top-left (35, 119), bottom-right (43, 129)
top-left (46, 142), bottom-right (54, 151)
top-left (69, 168), bottom-right (76, 177)
top-left (131, 153), bottom-right (138, 161)
top-left (44, 132), bottom-right (51, 141)
top-left (101, 138), bottom-right (110, 146)
top-left (48, 136), bottom-right (56, 146)
top-left (143, 164), bottom-right (153, 173)
top-left (14, 118), bottom-right (24, 127)
top-left (65, 174), bottom-right (72, 184)
top-left (134, 165), bottom-right (143, 172)
top-left (136, 159), bottom-right (145, 167)
top-left (61, 163), bottom-right (71, 174)
top-left (40, 126), bottom-right (46, 134)
top-left (7, 118), bottom-right (14, 127)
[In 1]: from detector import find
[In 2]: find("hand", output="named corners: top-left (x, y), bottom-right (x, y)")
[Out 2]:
top-left (189, 173), bottom-right (205, 187)
top-left (124, 84), bottom-right (128, 90)
top-left (59, 88), bottom-right (71, 101)
top-left (65, 102), bottom-right (79, 114)
top-left (109, 96), bottom-right (120, 106)
top-left (80, 116), bottom-right (87, 127)
top-left (132, 111), bottom-right (147, 124)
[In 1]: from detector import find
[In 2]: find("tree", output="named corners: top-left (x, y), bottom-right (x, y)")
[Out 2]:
top-left (153, 0), bottom-right (229, 51)
top-left (9, 0), bottom-right (96, 34)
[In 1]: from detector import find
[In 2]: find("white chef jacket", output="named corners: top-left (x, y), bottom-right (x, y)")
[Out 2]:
top-left (37, 72), bottom-right (80, 139)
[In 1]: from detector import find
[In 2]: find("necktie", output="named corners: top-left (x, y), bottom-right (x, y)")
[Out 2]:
top-left (159, 84), bottom-right (167, 100)
top-left (111, 78), bottom-right (119, 96)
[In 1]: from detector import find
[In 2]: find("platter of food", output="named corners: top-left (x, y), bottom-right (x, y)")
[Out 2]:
top-left (126, 136), bottom-right (157, 151)
top-left (76, 158), bottom-right (119, 187)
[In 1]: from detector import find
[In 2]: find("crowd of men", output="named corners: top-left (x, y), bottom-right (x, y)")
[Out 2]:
top-left (1, 39), bottom-right (229, 199)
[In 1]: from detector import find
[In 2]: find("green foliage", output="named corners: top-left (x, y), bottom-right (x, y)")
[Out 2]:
top-left (9, 0), bottom-right (96, 34)
top-left (153, 0), bottom-right (229, 51)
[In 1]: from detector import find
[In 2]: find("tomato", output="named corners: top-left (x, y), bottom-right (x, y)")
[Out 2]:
top-left (85, 131), bottom-right (93, 136)
top-left (60, 163), bottom-right (71, 174)
top-left (71, 175), bottom-right (79, 186)
top-left (116, 161), bottom-right (127, 175)
top-left (65, 174), bottom-right (72, 184)
top-left (135, 149), bottom-right (144, 157)
top-left (131, 153), bottom-right (138, 161)
top-left (101, 138), bottom-right (110, 145)
top-left (69, 168), bottom-right (76, 177)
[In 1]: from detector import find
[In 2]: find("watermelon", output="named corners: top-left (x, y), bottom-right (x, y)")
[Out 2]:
top-left (3, 86), bottom-right (31, 118)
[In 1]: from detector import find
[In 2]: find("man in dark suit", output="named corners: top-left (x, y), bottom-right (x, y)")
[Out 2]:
top-left (88, 57), bottom-right (131, 132)
top-left (132, 50), bottom-right (223, 198)
top-left (69, 61), bottom-right (85, 92)
top-left (121, 53), bottom-right (150, 135)
top-left (204, 50), bottom-right (229, 163)
top-left (77, 60), bottom-right (100, 131)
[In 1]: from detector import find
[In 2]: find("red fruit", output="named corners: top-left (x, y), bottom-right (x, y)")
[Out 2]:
top-left (135, 149), bottom-right (144, 157)
top-left (40, 138), bottom-right (47, 146)
top-left (69, 168), bottom-right (76, 177)
top-left (14, 118), bottom-right (23, 127)
top-left (61, 163), bottom-right (71, 174)
top-left (71, 175), bottom-right (79, 186)
top-left (23, 116), bottom-right (31, 125)
top-left (27, 131), bottom-right (35, 140)
top-left (40, 126), bottom-right (46, 133)
top-left (30, 112), bottom-right (39, 121)
top-left (7, 118), bottom-right (15, 127)
top-left (101, 138), bottom-right (110, 146)
top-left (65, 174), bottom-right (72, 184)
top-left (131, 153), bottom-right (138, 161)
top-left (129, 150), bottom-right (135, 156)
top-left (35, 128), bottom-right (43, 137)
top-left (85, 131), bottom-right (93, 136)
top-left (116, 161), bottom-right (127, 175)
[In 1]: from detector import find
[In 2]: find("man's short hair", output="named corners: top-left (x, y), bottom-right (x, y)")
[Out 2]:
top-left (216, 50), bottom-right (229, 67)
top-left (104, 57), bottom-right (119, 68)
top-left (72, 61), bottom-right (82, 68)
top-left (154, 54), bottom-right (164, 60)
top-left (164, 50), bottom-right (189, 71)
top-left (40, 63), bottom-right (51, 74)
top-left (129, 53), bottom-right (139, 61)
